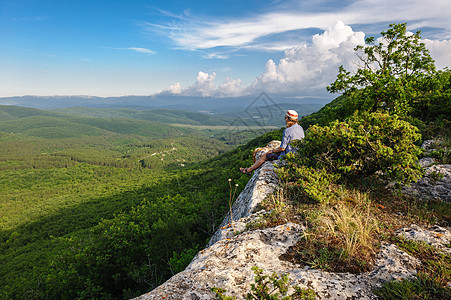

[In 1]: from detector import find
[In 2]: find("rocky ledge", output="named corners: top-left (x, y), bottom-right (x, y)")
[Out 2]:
top-left (134, 141), bottom-right (450, 300)
top-left (402, 139), bottom-right (451, 202)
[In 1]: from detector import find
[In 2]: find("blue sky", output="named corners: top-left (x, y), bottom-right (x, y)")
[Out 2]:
top-left (1, 0), bottom-right (450, 99)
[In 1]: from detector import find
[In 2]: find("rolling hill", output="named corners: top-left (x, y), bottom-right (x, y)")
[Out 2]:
top-left (0, 103), bottom-right (283, 299)
top-left (52, 106), bottom-right (233, 126)
top-left (0, 105), bottom-right (199, 139)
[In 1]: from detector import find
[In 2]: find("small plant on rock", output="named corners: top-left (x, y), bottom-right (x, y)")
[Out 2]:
top-left (228, 178), bottom-right (239, 225)
top-left (212, 266), bottom-right (317, 300)
top-left (246, 266), bottom-right (291, 300)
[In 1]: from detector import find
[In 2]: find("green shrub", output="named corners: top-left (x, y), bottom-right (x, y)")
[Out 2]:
top-left (278, 163), bottom-right (339, 204)
top-left (212, 266), bottom-right (317, 300)
top-left (294, 112), bottom-right (422, 183)
top-left (246, 266), bottom-right (291, 300)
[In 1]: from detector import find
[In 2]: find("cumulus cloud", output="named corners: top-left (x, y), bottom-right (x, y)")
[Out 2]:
top-left (159, 21), bottom-right (450, 98)
top-left (160, 22), bottom-right (365, 97)
top-left (185, 71), bottom-right (217, 96)
top-left (160, 71), bottom-right (244, 97)
top-left (164, 82), bottom-right (182, 94)
top-left (217, 77), bottom-right (243, 96)
top-left (161, 71), bottom-right (228, 97)
top-left (423, 39), bottom-right (451, 70)
top-left (247, 21), bottom-right (365, 95)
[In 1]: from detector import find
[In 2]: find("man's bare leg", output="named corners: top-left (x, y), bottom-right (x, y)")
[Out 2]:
top-left (240, 153), bottom-right (268, 173)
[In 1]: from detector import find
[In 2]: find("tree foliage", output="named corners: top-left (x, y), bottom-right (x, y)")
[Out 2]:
top-left (0, 116), bottom-right (282, 299)
top-left (326, 23), bottom-right (449, 121)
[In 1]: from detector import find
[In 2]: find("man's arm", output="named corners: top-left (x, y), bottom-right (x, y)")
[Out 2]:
top-left (267, 146), bottom-right (285, 154)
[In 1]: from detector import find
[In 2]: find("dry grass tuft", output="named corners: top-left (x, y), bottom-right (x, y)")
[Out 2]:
top-left (256, 168), bottom-right (450, 275)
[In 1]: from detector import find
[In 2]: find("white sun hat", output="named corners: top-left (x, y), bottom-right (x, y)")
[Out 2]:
top-left (285, 110), bottom-right (298, 119)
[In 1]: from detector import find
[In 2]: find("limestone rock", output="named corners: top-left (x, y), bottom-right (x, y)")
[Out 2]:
top-left (209, 142), bottom-right (281, 247)
top-left (397, 224), bottom-right (451, 255)
top-left (252, 140), bottom-right (281, 162)
top-left (418, 157), bottom-right (436, 168)
top-left (133, 224), bottom-right (423, 300)
top-left (411, 138), bottom-right (451, 201)
top-left (403, 164), bottom-right (451, 202)
top-left (134, 222), bottom-right (305, 300)
top-left (367, 243), bottom-right (420, 284)
top-left (208, 162), bottom-right (278, 247)
top-left (421, 139), bottom-right (435, 151)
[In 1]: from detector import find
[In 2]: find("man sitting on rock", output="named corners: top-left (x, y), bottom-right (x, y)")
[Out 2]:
top-left (240, 110), bottom-right (305, 174)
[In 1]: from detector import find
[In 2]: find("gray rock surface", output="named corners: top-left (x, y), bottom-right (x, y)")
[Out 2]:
top-left (418, 157), bottom-right (436, 168)
top-left (133, 141), bottom-right (450, 300)
top-left (397, 224), bottom-right (451, 255)
top-left (134, 220), bottom-right (422, 300)
top-left (208, 163), bottom-right (279, 246)
top-left (396, 138), bottom-right (451, 202)
top-left (208, 141), bottom-right (281, 247)
top-left (421, 139), bottom-right (435, 152)
top-left (403, 164), bottom-right (451, 202)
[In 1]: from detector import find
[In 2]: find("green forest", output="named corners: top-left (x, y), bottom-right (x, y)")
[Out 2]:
top-left (1, 23), bottom-right (450, 299)
top-left (0, 102), bottom-right (283, 299)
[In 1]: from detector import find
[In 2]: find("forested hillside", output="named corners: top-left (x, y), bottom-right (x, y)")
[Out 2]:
top-left (0, 104), bottom-right (283, 299)
top-left (52, 107), bottom-right (234, 126)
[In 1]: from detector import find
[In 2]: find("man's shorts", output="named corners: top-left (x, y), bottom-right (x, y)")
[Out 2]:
top-left (266, 152), bottom-right (279, 161)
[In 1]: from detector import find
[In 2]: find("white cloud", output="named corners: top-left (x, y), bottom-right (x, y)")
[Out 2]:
top-left (148, 0), bottom-right (451, 53)
top-left (186, 71), bottom-right (217, 96)
top-left (128, 47), bottom-right (156, 55)
top-left (160, 71), bottom-right (243, 97)
top-left (423, 39), bottom-right (451, 70)
top-left (203, 52), bottom-right (230, 59)
top-left (149, 0), bottom-right (450, 99)
top-left (159, 22), bottom-right (366, 97)
top-left (163, 82), bottom-right (182, 94)
top-left (163, 71), bottom-right (218, 97)
top-left (247, 21), bottom-right (365, 95)
top-left (159, 21), bottom-right (450, 98)
top-left (217, 77), bottom-right (242, 97)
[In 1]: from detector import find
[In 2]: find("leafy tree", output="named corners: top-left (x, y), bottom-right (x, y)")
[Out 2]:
top-left (298, 95), bottom-right (350, 128)
top-left (327, 23), bottom-right (436, 118)
top-left (410, 68), bottom-right (451, 122)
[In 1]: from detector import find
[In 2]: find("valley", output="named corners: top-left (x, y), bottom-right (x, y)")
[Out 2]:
top-left (0, 104), bottom-right (283, 299)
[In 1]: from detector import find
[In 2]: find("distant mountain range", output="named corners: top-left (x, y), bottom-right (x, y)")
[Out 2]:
top-left (0, 93), bottom-right (330, 111)
top-left (0, 94), bottom-right (330, 127)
